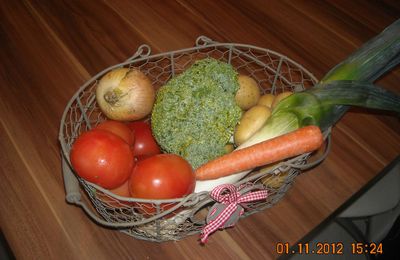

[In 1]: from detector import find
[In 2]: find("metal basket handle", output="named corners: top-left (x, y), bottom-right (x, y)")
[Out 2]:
top-left (62, 155), bottom-right (81, 204)
top-left (125, 44), bottom-right (152, 62)
top-left (195, 35), bottom-right (216, 46)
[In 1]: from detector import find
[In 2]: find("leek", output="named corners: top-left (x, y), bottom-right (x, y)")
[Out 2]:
top-left (240, 19), bottom-right (400, 149)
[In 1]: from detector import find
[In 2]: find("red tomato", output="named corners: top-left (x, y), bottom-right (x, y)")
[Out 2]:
top-left (70, 129), bottom-right (135, 189)
top-left (96, 120), bottom-right (135, 146)
top-left (127, 121), bottom-right (160, 160)
top-left (129, 154), bottom-right (195, 216)
top-left (109, 179), bottom-right (131, 197)
top-left (98, 180), bottom-right (133, 208)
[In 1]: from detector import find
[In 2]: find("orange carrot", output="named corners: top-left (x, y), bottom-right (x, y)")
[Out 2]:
top-left (195, 125), bottom-right (324, 180)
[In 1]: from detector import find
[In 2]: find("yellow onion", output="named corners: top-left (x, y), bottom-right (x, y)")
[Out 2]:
top-left (96, 68), bottom-right (155, 121)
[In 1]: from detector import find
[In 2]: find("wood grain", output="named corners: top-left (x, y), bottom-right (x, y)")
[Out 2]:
top-left (0, 1), bottom-right (399, 259)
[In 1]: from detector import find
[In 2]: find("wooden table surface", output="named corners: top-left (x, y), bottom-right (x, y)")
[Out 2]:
top-left (0, 1), bottom-right (399, 259)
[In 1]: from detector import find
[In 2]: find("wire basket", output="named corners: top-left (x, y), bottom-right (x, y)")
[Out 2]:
top-left (59, 36), bottom-right (330, 242)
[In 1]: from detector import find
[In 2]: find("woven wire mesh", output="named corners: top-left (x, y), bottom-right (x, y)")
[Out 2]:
top-left (59, 38), bottom-right (319, 242)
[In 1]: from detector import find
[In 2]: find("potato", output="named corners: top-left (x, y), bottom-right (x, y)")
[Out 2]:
top-left (234, 105), bottom-right (271, 146)
top-left (235, 75), bottom-right (261, 110)
top-left (271, 91), bottom-right (293, 109)
top-left (257, 93), bottom-right (275, 108)
top-left (261, 171), bottom-right (288, 189)
top-left (224, 144), bottom-right (234, 153)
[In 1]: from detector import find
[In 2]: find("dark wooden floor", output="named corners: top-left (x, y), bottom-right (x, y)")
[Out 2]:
top-left (0, 1), bottom-right (399, 259)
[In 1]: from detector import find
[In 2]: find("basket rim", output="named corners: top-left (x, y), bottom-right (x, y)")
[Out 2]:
top-left (58, 40), bottom-right (318, 156)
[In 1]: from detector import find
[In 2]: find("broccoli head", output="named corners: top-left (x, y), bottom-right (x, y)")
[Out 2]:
top-left (151, 58), bottom-right (242, 169)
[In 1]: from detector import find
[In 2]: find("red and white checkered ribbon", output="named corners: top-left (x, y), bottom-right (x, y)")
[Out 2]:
top-left (200, 184), bottom-right (268, 243)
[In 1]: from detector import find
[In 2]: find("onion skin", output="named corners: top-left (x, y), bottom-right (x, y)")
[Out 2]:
top-left (96, 68), bottom-right (155, 121)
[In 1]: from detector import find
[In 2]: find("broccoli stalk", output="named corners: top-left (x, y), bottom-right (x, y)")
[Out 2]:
top-left (151, 58), bottom-right (242, 169)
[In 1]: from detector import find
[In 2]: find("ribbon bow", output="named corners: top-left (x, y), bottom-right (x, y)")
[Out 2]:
top-left (200, 184), bottom-right (268, 243)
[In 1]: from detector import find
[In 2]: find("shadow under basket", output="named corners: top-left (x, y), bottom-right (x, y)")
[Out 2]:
top-left (59, 36), bottom-right (330, 242)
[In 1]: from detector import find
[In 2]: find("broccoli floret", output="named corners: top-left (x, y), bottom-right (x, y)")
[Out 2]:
top-left (151, 58), bottom-right (242, 169)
